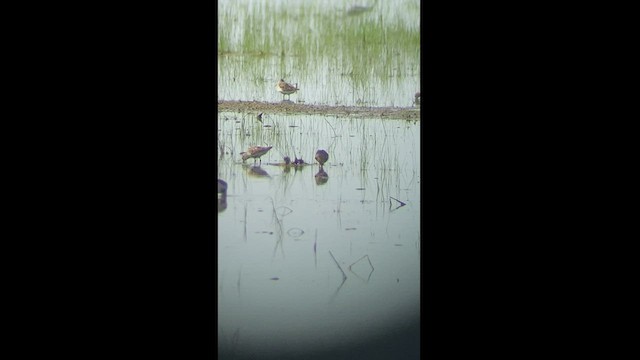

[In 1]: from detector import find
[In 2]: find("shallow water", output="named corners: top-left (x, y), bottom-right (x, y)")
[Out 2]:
top-left (217, 112), bottom-right (420, 359)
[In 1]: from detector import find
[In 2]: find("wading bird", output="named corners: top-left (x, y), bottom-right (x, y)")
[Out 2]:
top-left (241, 146), bottom-right (273, 165)
top-left (217, 179), bottom-right (228, 194)
top-left (414, 92), bottom-right (421, 106)
top-left (346, 0), bottom-right (377, 16)
top-left (276, 79), bottom-right (299, 101)
top-left (217, 179), bottom-right (228, 212)
top-left (315, 149), bottom-right (329, 167)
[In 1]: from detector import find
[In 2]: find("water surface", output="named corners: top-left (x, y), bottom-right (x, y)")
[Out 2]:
top-left (218, 112), bottom-right (420, 359)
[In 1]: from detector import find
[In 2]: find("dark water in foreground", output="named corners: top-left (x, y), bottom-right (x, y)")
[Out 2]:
top-left (218, 111), bottom-right (420, 359)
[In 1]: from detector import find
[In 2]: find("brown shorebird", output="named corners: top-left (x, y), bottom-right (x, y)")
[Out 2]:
top-left (315, 149), bottom-right (329, 167)
top-left (241, 146), bottom-right (272, 164)
top-left (276, 79), bottom-right (299, 101)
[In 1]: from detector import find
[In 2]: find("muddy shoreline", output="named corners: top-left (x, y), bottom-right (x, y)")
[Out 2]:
top-left (218, 100), bottom-right (420, 120)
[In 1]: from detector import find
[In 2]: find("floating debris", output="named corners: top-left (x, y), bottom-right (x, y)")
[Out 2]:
top-left (389, 196), bottom-right (407, 212)
top-left (275, 206), bottom-right (293, 217)
top-left (287, 228), bottom-right (304, 238)
top-left (348, 255), bottom-right (375, 282)
top-left (390, 196), bottom-right (406, 207)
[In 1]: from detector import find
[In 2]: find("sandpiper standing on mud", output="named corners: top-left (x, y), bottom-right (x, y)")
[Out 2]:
top-left (276, 79), bottom-right (299, 101)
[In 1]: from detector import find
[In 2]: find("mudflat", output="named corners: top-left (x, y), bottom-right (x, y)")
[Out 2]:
top-left (218, 100), bottom-right (420, 120)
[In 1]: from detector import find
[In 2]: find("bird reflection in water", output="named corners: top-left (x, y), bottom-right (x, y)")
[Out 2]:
top-left (247, 165), bottom-right (270, 178)
top-left (315, 167), bottom-right (329, 185)
top-left (217, 179), bottom-right (228, 213)
top-left (282, 156), bottom-right (292, 173)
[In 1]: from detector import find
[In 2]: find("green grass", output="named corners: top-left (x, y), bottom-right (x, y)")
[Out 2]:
top-left (218, 1), bottom-right (419, 78)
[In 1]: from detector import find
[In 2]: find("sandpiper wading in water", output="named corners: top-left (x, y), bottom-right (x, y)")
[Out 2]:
top-left (241, 146), bottom-right (273, 165)
top-left (315, 149), bottom-right (329, 167)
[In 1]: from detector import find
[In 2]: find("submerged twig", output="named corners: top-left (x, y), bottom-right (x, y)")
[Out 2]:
top-left (314, 229), bottom-right (318, 269)
top-left (329, 276), bottom-right (347, 304)
top-left (348, 254), bottom-right (375, 283)
top-left (236, 268), bottom-right (242, 298)
top-left (389, 196), bottom-right (407, 212)
top-left (243, 203), bottom-right (247, 242)
top-left (349, 254), bottom-right (375, 272)
top-left (324, 118), bottom-right (338, 137)
top-left (269, 197), bottom-right (286, 260)
top-left (328, 250), bottom-right (347, 281)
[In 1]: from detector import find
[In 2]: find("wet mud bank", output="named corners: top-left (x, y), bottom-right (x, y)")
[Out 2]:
top-left (218, 100), bottom-right (420, 120)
